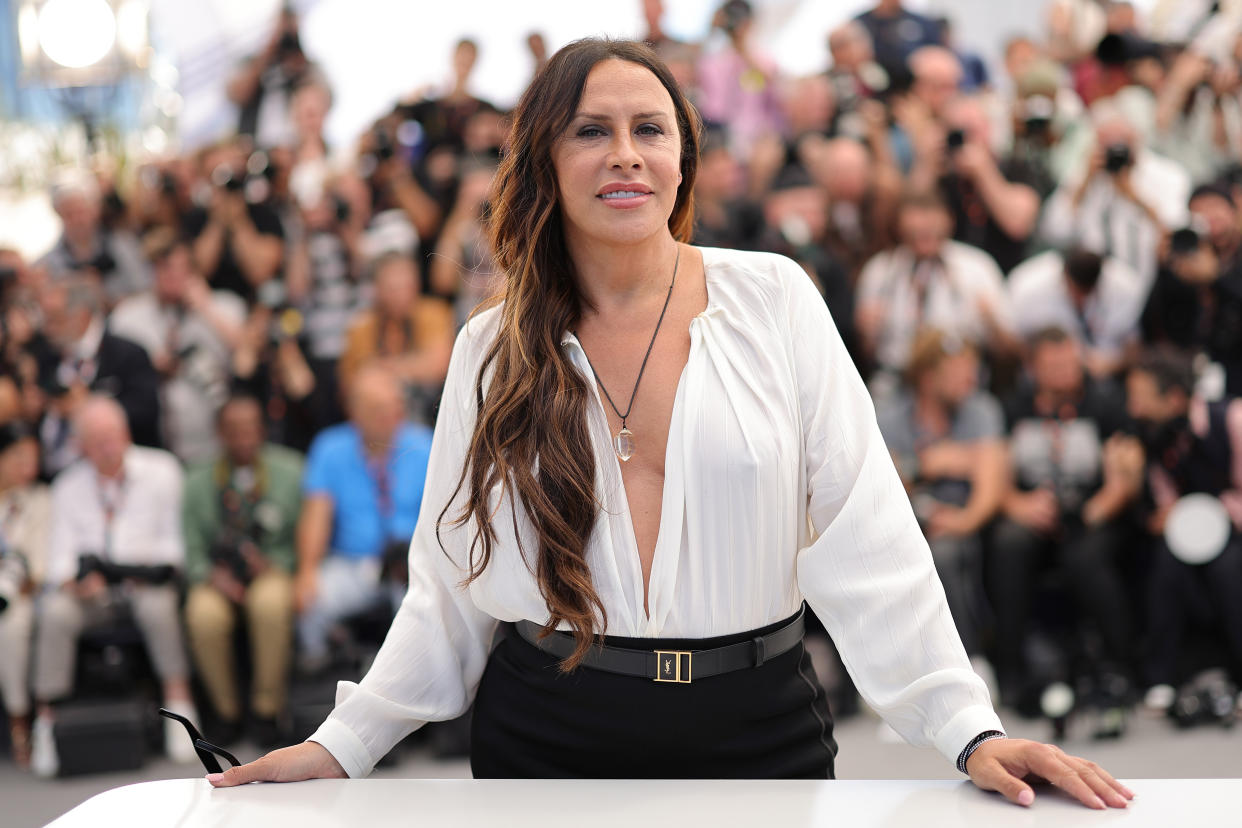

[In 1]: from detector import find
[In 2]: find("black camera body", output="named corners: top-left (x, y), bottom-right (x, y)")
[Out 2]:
top-left (1169, 226), bottom-right (1202, 256)
top-left (945, 128), bottom-right (966, 153)
top-left (210, 535), bottom-right (254, 585)
top-left (1104, 143), bottom-right (1132, 173)
top-left (77, 553), bottom-right (176, 586)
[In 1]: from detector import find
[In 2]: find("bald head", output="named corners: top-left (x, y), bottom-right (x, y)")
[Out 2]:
top-left (815, 138), bottom-right (871, 203)
top-left (910, 46), bottom-right (962, 118)
top-left (349, 363), bottom-right (407, 450)
top-left (75, 396), bottom-right (131, 477)
top-left (828, 22), bottom-right (872, 72)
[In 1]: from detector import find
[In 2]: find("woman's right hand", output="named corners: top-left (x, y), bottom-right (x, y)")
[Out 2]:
top-left (206, 741), bottom-right (348, 787)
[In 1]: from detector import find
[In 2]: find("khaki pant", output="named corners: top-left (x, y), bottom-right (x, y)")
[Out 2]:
top-left (185, 570), bottom-right (293, 721)
top-left (34, 584), bottom-right (189, 702)
top-left (0, 595), bottom-right (34, 716)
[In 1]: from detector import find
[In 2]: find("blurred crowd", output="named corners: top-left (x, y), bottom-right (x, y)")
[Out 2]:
top-left (2, 0), bottom-right (1242, 777)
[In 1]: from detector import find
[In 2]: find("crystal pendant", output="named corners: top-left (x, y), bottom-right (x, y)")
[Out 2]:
top-left (614, 427), bottom-right (635, 462)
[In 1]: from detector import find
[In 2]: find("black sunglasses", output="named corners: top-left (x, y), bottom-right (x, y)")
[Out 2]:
top-left (159, 708), bottom-right (242, 774)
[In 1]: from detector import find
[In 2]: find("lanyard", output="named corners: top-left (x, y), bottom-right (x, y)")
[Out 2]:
top-left (367, 455), bottom-right (393, 523)
top-left (96, 473), bottom-right (126, 559)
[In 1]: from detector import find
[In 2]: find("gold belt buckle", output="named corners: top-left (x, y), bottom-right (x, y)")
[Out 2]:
top-left (654, 650), bottom-right (692, 683)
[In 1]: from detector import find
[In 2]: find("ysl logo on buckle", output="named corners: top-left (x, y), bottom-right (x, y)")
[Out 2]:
top-left (654, 650), bottom-right (692, 683)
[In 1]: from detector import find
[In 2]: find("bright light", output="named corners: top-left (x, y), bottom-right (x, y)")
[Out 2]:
top-left (37, 0), bottom-right (117, 69)
top-left (17, 3), bottom-right (40, 64)
top-left (115, 0), bottom-right (149, 60)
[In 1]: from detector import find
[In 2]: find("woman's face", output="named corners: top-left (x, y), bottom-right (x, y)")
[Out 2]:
top-left (551, 59), bottom-right (683, 251)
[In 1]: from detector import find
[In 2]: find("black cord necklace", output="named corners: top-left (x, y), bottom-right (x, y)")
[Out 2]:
top-left (576, 246), bottom-right (680, 463)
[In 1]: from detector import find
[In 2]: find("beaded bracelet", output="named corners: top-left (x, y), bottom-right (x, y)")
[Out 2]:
top-left (956, 730), bottom-right (1007, 774)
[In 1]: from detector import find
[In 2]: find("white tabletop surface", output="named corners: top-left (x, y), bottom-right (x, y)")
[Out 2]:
top-left (46, 777), bottom-right (1241, 827)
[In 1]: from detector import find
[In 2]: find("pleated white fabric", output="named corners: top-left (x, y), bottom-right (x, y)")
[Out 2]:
top-left (309, 246), bottom-right (1004, 777)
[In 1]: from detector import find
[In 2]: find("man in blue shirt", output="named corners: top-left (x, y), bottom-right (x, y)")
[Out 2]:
top-left (294, 363), bottom-right (433, 671)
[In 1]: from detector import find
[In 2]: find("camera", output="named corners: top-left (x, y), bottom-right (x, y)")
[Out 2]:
top-left (1023, 95), bottom-right (1055, 137)
top-left (210, 535), bottom-right (255, 585)
top-left (77, 553), bottom-right (176, 585)
top-left (373, 126), bottom-right (396, 162)
top-left (211, 165), bottom-right (246, 194)
top-left (1170, 226), bottom-right (1201, 256)
top-left (945, 128), bottom-right (966, 153)
top-left (1104, 143), bottom-right (1132, 173)
top-left (0, 543), bottom-right (28, 615)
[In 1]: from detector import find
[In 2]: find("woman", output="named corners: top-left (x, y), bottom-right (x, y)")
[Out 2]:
top-left (211, 38), bottom-right (1130, 810)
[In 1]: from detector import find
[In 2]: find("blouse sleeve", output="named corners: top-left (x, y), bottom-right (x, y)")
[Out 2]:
top-left (308, 318), bottom-right (500, 778)
top-left (782, 258), bottom-right (1005, 766)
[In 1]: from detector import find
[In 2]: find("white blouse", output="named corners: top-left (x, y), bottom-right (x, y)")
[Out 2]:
top-left (309, 247), bottom-right (1004, 777)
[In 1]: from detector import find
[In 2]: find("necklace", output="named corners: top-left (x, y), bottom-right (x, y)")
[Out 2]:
top-left (577, 247), bottom-right (680, 463)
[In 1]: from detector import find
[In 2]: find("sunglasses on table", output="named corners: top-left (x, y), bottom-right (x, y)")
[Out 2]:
top-left (159, 708), bottom-right (242, 775)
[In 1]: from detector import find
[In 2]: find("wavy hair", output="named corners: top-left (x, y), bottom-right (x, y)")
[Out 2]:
top-left (437, 38), bottom-right (701, 670)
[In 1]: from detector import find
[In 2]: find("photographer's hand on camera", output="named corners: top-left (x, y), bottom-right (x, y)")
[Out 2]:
top-left (74, 569), bottom-right (107, 601)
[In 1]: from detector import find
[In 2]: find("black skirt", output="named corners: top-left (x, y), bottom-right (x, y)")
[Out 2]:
top-left (470, 610), bottom-right (837, 779)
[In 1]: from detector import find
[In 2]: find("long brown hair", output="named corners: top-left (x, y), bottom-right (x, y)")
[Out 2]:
top-left (438, 38), bottom-right (702, 669)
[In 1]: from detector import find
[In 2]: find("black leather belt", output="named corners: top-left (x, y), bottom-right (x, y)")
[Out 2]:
top-left (514, 608), bottom-right (805, 684)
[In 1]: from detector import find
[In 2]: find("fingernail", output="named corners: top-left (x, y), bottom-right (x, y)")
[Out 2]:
top-left (205, 773), bottom-right (224, 784)
top-left (1093, 796), bottom-right (1106, 809)
top-left (1018, 789), bottom-right (1034, 806)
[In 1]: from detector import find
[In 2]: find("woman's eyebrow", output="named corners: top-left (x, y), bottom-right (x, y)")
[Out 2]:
top-left (571, 111), bottom-right (670, 122)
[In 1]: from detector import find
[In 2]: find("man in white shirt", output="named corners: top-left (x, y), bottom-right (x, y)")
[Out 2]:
top-left (1008, 247), bottom-right (1146, 380)
top-left (110, 231), bottom-right (246, 463)
top-left (29, 396), bottom-right (197, 776)
top-left (856, 190), bottom-right (1020, 379)
top-left (1040, 108), bottom-right (1190, 290)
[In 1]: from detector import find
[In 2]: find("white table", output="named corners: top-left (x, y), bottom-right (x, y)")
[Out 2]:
top-left (47, 777), bottom-right (1239, 827)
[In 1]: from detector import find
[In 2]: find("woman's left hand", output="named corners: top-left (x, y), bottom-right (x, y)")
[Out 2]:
top-left (966, 738), bottom-right (1135, 809)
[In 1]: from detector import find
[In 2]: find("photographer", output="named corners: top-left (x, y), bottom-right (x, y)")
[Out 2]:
top-left (230, 295), bottom-right (317, 454)
top-left (109, 231), bottom-right (246, 463)
top-left (183, 142), bottom-right (286, 304)
top-left (1141, 183), bottom-right (1242, 397)
top-left (294, 364), bottom-right (432, 674)
top-left (908, 94), bottom-right (1042, 273)
top-left (183, 395), bottom-right (302, 745)
top-left (338, 252), bottom-right (453, 426)
top-left (29, 397), bottom-right (195, 776)
top-left (31, 278), bottom-right (162, 475)
top-left (284, 174), bottom-right (370, 432)
top-left (226, 4), bottom-right (324, 148)
top-left (695, 0), bottom-right (785, 159)
top-left (1008, 247), bottom-right (1146, 380)
top-left (1040, 108), bottom-right (1190, 288)
top-left (1153, 46), bottom-right (1242, 186)
top-left (989, 328), bottom-right (1141, 716)
top-left (0, 425), bottom-right (50, 770)
top-left (1125, 349), bottom-right (1242, 712)
top-left (875, 329), bottom-right (1007, 665)
top-left (38, 170), bottom-right (150, 306)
